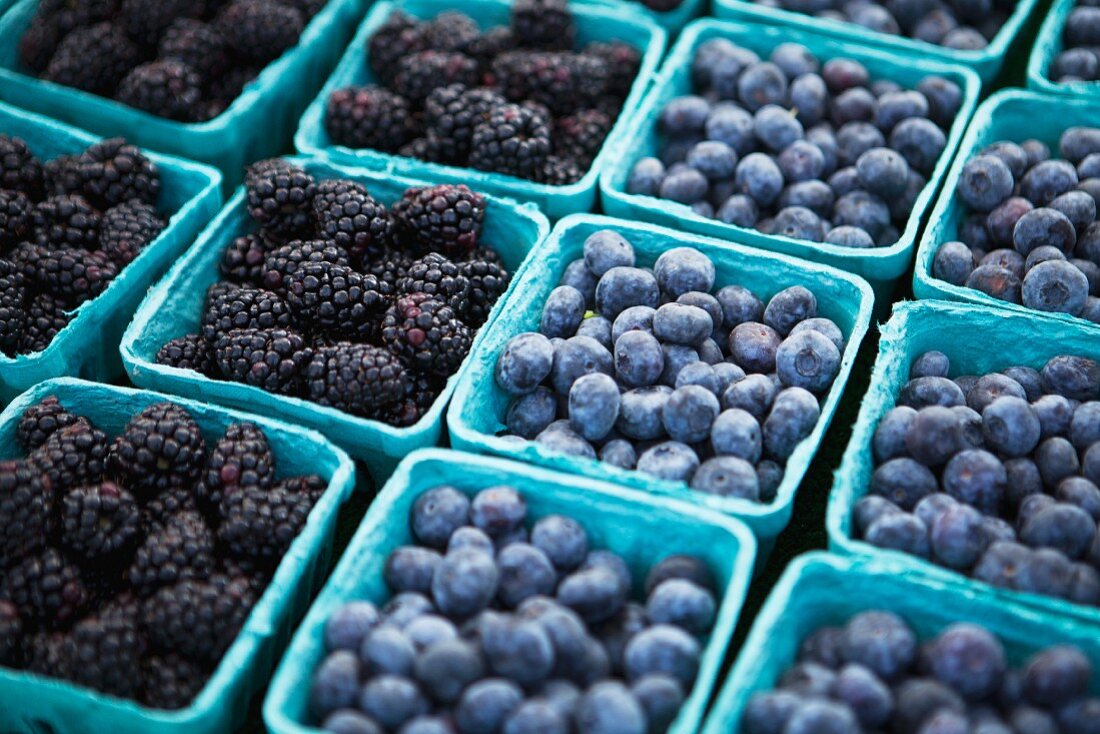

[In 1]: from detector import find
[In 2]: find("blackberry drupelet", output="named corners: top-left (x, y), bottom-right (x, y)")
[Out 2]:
top-left (156, 334), bottom-right (214, 374)
top-left (197, 422), bottom-right (275, 512)
top-left (0, 460), bottom-right (52, 565)
top-left (0, 190), bottom-right (32, 245)
top-left (19, 293), bottom-right (72, 354)
top-left (538, 155), bottom-right (584, 186)
top-left (511, 0), bottom-right (575, 50)
top-left (158, 18), bottom-right (229, 81)
top-left (324, 86), bottom-right (415, 153)
top-left (284, 263), bottom-right (391, 340)
top-left (28, 248), bottom-right (118, 306)
top-left (217, 0), bottom-right (304, 64)
top-left (143, 574), bottom-right (257, 663)
top-left (127, 510), bottom-right (215, 597)
top-left (245, 160), bottom-right (318, 242)
top-left (0, 135), bottom-right (45, 199)
top-left (30, 195), bottom-right (101, 249)
top-left (555, 109), bottom-right (612, 169)
top-left (142, 654), bottom-right (209, 710)
top-left (312, 179), bottom-right (394, 265)
top-left (469, 103), bottom-right (552, 180)
top-left (391, 184), bottom-right (486, 255)
top-left (459, 257), bottom-right (510, 327)
top-left (76, 137), bottom-right (161, 208)
top-left (492, 52), bottom-right (609, 116)
top-left (423, 85), bottom-right (506, 164)
top-left (60, 482), bottom-right (141, 561)
top-left (364, 249), bottom-right (416, 291)
top-left (381, 293), bottom-right (472, 376)
top-left (17, 396), bottom-right (79, 451)
top-left (396, 253), bottom-right (471, 314)
top-left (1, 548), bottom-right (90, 627)
top-left (260, 239), bottom-right (350, 293)
top-left (43, 22), bottom-right (139, 96)
top-left (220, 233), bottom-right (274, 286)
top-left (62, 603), bottom-right (147, 697)
top-left (367, 10), bottom-right (430, 84)
top-left (213, 327), bottom-right (312, 395)
top-left (393, 51), bottom-right (480, 105)
top-left (0, 258), bottom-right (26, 355)
top-left (305, 342), bottom-right (409, 416)
top-left (200, 286), bottom-right (293, 343)
top-left (110, 403), bottom-right (207, 496)
top-left (0, 601), bottom-right (22, 667)
top-left (118, 0), bottom-right (197, 47)
top-left (30, 419), bottom-right (109, 491)
top-left (217, 484), bottom-right (318, 563)
top-left (585, 42), bottom-right (641, 98)
top-left (116, 60), bottom-right (203, 123)
top-left (100, 201), bottom-right (165, 266)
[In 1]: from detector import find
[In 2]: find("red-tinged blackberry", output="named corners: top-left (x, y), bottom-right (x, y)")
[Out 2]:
top-left (304, 342), bottom-right (408, 415)
top-left (42, 154), bottom-right (82, 198)
top-left (30, 195), bottom-right (101, 249)
top-left (28, 248), bottom-right (119, 306)
top-left (381, 293), bottom-right (472, 376)
top-left (156, 334), bottom-right (215, 375)
top-left (217, 0), bottom-right (304, 63)
top-left (493, 51), bottom-right (610, 115)
top-left (117, 60), bottom-right (204, 123)
top-left (59, 482), bottom-right (141, 562)
top-left (0, 601), bottom-right (22, 666)
top-left (538, 155), bottom-right (584, 186)
top-left (260, 239), bottom-right (350, 293)
top-left (141, 653), bottom-right (209, 710)
top-left (201, 286), bottom-right (293, 344)
top-left (469, 103), bottom-right (552, 180)
top-left (19, 293), bottom-right (73, 354)
top-left (245, 160), bottom-right (318, 242)
top-left (0, 258), bottom-right (26, 356)
top-left (118, 0), bottom-right (198, 47)
top-left (213, 327), bottom-right (312, 395)
top-left (0, 190), bottom-right (33, 246)
top-left (367, 10), bottom-right (430, 85)
top-left (392, 51), bottom-right (479, 105)
top-left (511, 0), bottom-right (575, 51)
top-left (284, 263), bottom-right (391, 340)
top-left (555, 108), bottom-right (612, 169)
top-left (61, 602), bottom-right (146, 697)
top-left (459, 258), bottom-right (510, 327)
top-left (313, 179), bottom-right (395, 266)
top-left (377, 371), bottom-right (445, 427)
top-left (196, 422), bottom-right (275, 513)
top-left (0, 135), bottom-right (45, 200)
top-left (158, 18), bottom-right (230, 81)
top-left (20, 16), bottom-right (62, 75)
top-left (220, 233), bottom-right (274, 286)
top-left (17, 396), bottom-right (79, 452)
top-left (217, 484), bottom-right (318, 563)
top-left (464, 27), bottom-right (516, 72)
top-left (43, 22), bottom-right (140, 96)
top-left (392, 184), bottom-right (487, 255)
top-left (584, 42), bottom-right (641, 99)
top-left (143, 574), bottom-right (257, 663)
top-left (26, 632), bottom-right (71, 678)
top-left (396, 253), bottom-right (471, 314)
top-left (1, 548), bottom-right (90, 627)
top-left (77, 137), bottom-right (161, 209)
top-left (127, 511), bottom-right (215, 596)
top-left (110, 403), bottom-right (207, 497)
top-left (100, 201), bottom-right (165, 266)
top-left (424, 85), bottom-right (506, 164)
top-left (0, 460), bottom-right (52, 566)
top-left (30, 419), bottom-right (109, 492)
top-left (364, 249), bottom-right (415, 290)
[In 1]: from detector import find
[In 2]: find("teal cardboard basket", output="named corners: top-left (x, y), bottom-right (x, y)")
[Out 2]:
top-left (0, 378), bottom-right (356, 734)
top-left (0, 101), bottom-right (222, 405)
top-left (600, 19), bottom-right (981, 313)
top-left (828, 299), bottom-right (1100, 628)
top-left (576, 0), bottom-right (702, 34)
top-left (0, 0), bottom-right (366, 189)
top-left (914, 89), bottom-right (1100, 330)
top-left (711, 0), bottom-right (1039, 83)
top-left (294, 0), bottom-right (667, 221)
top-left (447, 213), bottom-right (875, 565)
top-left (1027, 0), bottom-right (1100, 99)
top-left (119, 156), bottom-right (550, 482)
top-left (263, 447), bottom-right (756, 734)
top-left (701, 551), bottom-right (1100, 733)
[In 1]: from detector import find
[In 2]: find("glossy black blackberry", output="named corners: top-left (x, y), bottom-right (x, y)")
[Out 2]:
top-left (220, 233), bottom-right (273, 286)
top-left (30, 195), bottom-right (101, 249)
top-left (424, 11), bottom-right (481, 53)
top-left (0, 135), bottom-right (45, 200)
top-left (110, 403), bottom-right (207, 497)
top-left (127, 510), bottom-right (215, 597)
top-left (116, 60), bottom-right (204, 123)
top-left (142, 653), bottom-right (209, 710)
top-left (0, 601), bottom-right (22, 667)
top-left (28, 248), bottom-right (118, 306)
top-left (43, 22), bottom-right (139, 96)
top-left (284, 263), bottom-right (391, 340)
top-left (0, 190), bottom-right (32, 246)
top-left (156, 334), bottom-right (215, 375)
top-left (217, 484), bottom-right (318, 563)
top-left (117, 0), bottom-right (196, 47)
top-left (158, 18), bottom-right (229, 81)
top-left (381, 293), bottom-right (472, 376)
top-left (1, 548), bottom-right (90, 627)
top-left (245, 160), bottom-right (318, 242)
top-left (392, 184), bottom-right (487, 255)
top-left (367, 10), bottom-right (430, 85)
top-left (312, 179), bottom-right (394, 265)
top-left (363, 248), bottom-right (416, 289)
top-left (539, 155), bottom-right (585, 186)
top-left (0, 258), bottom-right (26, 356)
top-left (324, 85), bottom-right (416, 153)
top-left (469, 103), bottom-right (552, 180)
top-left (20, 293), bottom-right (73, 354)
top-left (396, 253), bottom-right (471, 314)
top-left (377, 371), bottom-right (445, 427)
top-left (304, 342), bottom-right (409, 416)
top-left (17, 396), bottom-right (79, 452)
top-left (510, 0), bottom-right (574, 51)
top-left (555, 109), bottom-right (612, 169)
top-left (100, 201), bottom-right (165, 266)
top-left (584, 41), bottom-right (641, 98)
top-left (422, 85), bottom-right (505, 164)
top-left (464, 27), bottom-right (516, 71)
top-left (26, 632), bottom-right (71, 678)
top-left (200, 286), bottom-right (293, 343)
top-left (42, 154), bottom-right (83, 198)
top-left (260, 239), bottom-right (350, 293)
top-left (212, 327), bottom-right (312, 395)
top-left (459, 257), bottom-right (510, 327)
top-left (393, 51), bottom-right (480, 105)
top-left (217, 0), bottom-right (304, 64)
top-left (30, 419), bottom-right (109, 492)
top-left (60, 482), bottom-right (141, 561)
top-left (196, 422), bottom-right (275, 513)
top-left (492, 51), bottom-right (609, 116)
top-left (61, 602), bottom-right (146, 697)
top-left (0, 460), bottom-right (52, 565)
top-left (76, 137), bottom-right (161, 209)
top-left (143, 573), bottom-right (257, 663)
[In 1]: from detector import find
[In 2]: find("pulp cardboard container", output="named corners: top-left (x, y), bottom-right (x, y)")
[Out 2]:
top-left (600, 18), bottom-right (981, 312)
top-left (0, 101), bottom-right (222, 404)
top-left (827, 299), bottom-right (1100, 627)
top-left (914, 89), bottom-right (1100, 331)
top-left (263, 448), bottom-right (757, 734)
top-left (701, 551), bottom-right (1100, 733)
top-left (119, 156), bottom-right (551, 482)
top-left (294, 0), bottom-right (667, 220)
top-left (447, 213), bottom-right (875, 566)
top-left (0, 0), bottom-right (366, 189)
top-left (0, 378), bottom-right (356, 734)
top-left (1027, 0), bottom-right (1100, 99)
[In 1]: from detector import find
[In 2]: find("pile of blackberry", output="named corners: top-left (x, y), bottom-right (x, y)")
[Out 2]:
top-left (856, 349), bottom-right (1100, 607)
top-left (629, 40), bottom-right (962, 249)
top-left (1051, 1), bottom-right (1100, 82)
top-left (0, 134), bottom-right (164, 356)
top-left (310, 484), bottom-right (718, 734)
top-left (19, 0), bottom-right (326, 122)
top-left (324, 0), bottom-right (642, 185)
top-left (934, 127), bottom-right (1100, 323)
top-left (156, 160), bottom-right (510, 428)
top-left (0, 396), bottom-right (325, 709)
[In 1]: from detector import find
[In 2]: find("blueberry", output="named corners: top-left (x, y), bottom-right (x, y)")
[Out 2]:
top-left (731, 322), bottom-right (782, 373)
top-left (402, 613), bottom-right (455, 651)
top-left (381, 593), bottom-right (434, 629)
top-left (661, 344), bottom-right (702, 386)
top-left (322, 710), bottom-right (383, 734)
top-left (495, 542), bottom-right (557, 608)
top-left (779, 660), bottom-right (837, 696)
top-left (691, 456), bottom-right (760, 499)
top-left (825, 225), bottom-right (876, 248)
top-left (1012, 207), bottom-right (1076, 257)
top-left (716, 285), bottom-right (764, 328)
top-left (500, 700), bottom-right (567, 734)
top-left (830, 663), bottom-right (893, 727)
top-left (1023, 646), bottom-right (1093, 707)
top-left (540, 285), bottom-right (586, 339)
top-left (630, 675), bottom-right (684, 734)
top-left (384, 546), bottom-right (442, 594)
top-left (429, 547), bottom-right (499, 618)
top-left (685, 140), bottom-right (737, 181)
top-left (720, 374), bottom-right (774, 420)
top-left (873, 406), bottom-right (917, 461)
top-left (872, 457), bottom-right (938, 510)
top-left (717, 194), bottom-right (759, 227)
top-left (1070, 401), bottom-right (1100, 450)
top-left (865, 511), bottom-right (931, 558)
top-left (889, 117), bottom-right (945, 175)
top-left (560, 259), bottom-right (597, 306)
top-left (742, 690), bottom-right (801, 734)
top-left (575, 316), bottom-right (612, 351)
top-left (1020, 502), bottom-right (1096, 558)
top-left (1041, 354), bottom-right (1100, 400)
top-left (738, 62), bottom-right (788, 111)
top-left (931, 241), bottom-right (976, 285)
top-left (763, 386), bottom-right (820, 459)
top-left (558, 565), bottom-right (627, 623)
top-left (550, 336), bottom-right (613, 395)
top-left (583, 230), bottom-right (635, 277)
top-left (622, 624), bottom-right (701, 688)
top-left (901, 377), bottom-right (966, 408)
top-left (966, 264), bottom-right (1022, 302)
top-left (413, 638), bottom-right (483, 704)
top-left (975, 396), bottom-right (1039, 458)
top-left (783, 700), bottom-right (860, 734)
top-left (710, 407), bottom-right (763, 461)
top-left (675, 361), bottom-right (719, 395)
top-left (567, 372), bottom-right (620, 442)
top-left (1055, 697), bottom-right (1100, 733)
top-left (769, 42), bottom-right (818, 77)
top-left (479, 615), bottom-right (555, 687)
top-left (840, 610), bottom-right (917, 681)
top-left (659, 95), bottom-right (710, 136)
top-left (960, 212), bottom-right (993, 249)
top-left (987, 196), bottom-right (1033, 247)
top-left (653, 247), bottom-right (715, 298)
top-left (1004, 457), bottom-right (1044, 508)
top-left (831, 87), bottom-right (875, 126)
top-left (577, 681), bottom-right (646, 734)
top-left (536, 423), bottom-right (597, 458)
top-left (910, 350), bottom-right (949, 379)
top-left (1050, 189), bottom-right (1096, 233)
top-left (1022, 260), bottom-right (1090, 315)
top-left (953, 404), bottom-right (985, 450)
top-left (981, 247), bottom-right (1026, 279)
top-left (1060, 125), bottom-right (1100, 163)
top-left (780, 179), bottom-right (835, 217)
top-left (497, 333), bottom-right (554, 396)
top-left (1086, 443), bottom-right (1100, 486)
top-left (612, 305), bottom-right (656, 342)
top-left (789, 73), bottom-right (829, 126)
top-left (958, 155), bottom-right (1014, 212)
top-left (644, 578), bottom-right (716, 635)
top-left (941, 449), bottom-right (1006, 514)
top-left (455, 678), bottom-right (523, 734)
top-left (470, 485), bottom-right (525, 538)
top-left (943, 26), bottom-right (988, 49)
top-left (773, 206), bottom-right (826, 241)
top-left (833, 191), bottom-right (891, 238)
top-left (913, 491), bottom-right (958, 527)
top-left (799, 625), bottom-right (845, 669)
top-left (326, 601), bottom-right (381, 653)
top-left (636, 441), bottom-right (701, 482)
top-left (836, 121), bottom-right (886, 167)
top-left (1002, 365), bottom-right (1043, 401)
top-left (894, 678), bottom-right (965, 733)
top-left (854, 495), bottom-right (903, 534)
top-left (807, 124), bottom-right (840, 173)
top-left (357, 675), bottom-right (428, 731)
top-left (653, 303), bottom-right (713, 346)
top-left (924, 624), bottom-right (1007, 701)
top-left (775, 329), bottom-right (841, 393)
top-left (658, 167), bottom-right (708, 205)
top-left (735, 153), bottom-right (784, 207)
top-left (1022, 159), bottom-right (1080, 206)
top-left (874, 90), bottom-right (930, 132)
top-left (310, 650), bottom-right (361, 718)
top-left (822, 57), bottom-right (869, 92)
top-left (1007, 707), bottom-right (1059, 734)
top-left (753, 104), bottom-right (804, 152)
top-left (763, 286), bottom-right (816, 336)
top-left (411, 486), bottom-right (471, 550)
top-left (628, 158), bottom-right (666, 197)
top-left (706, 104), bottom-right (756, 156)
top-left (918, 76), bottom-right (962, 127)
top-left (617, 386), bottom-right (672, 440)
top-left (774, 140), bottom-right (825, 183)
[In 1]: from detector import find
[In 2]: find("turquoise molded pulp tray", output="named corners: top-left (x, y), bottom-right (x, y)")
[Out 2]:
top-left (828, 299), bottom-right (1100, 628)
top-left (914, 89), bottom-right (1100, 331)
top-left (1027, 0), bottom-right (1100, 99)
top-left (0, 378), bottom-right (356, 734)
top-left (119, 156), bottom-right (550, 482)
top-left (600, 18), bottom-right (981, 312)
top-left (576, 0), bottom-right (702, 34)
top-left (264, 447), bottom-right (756, 734)
top-left (711, 0), bottom-right (1039, 83)
top-left (0, 0), bottom-right (366, 189)
top-left (0, 101), bottom-right (222, 405)
top-left (447, 213), bottom-right (875, 564)
top-left (701, 551), bottom-right (1100, 733)
top-left (294, 0), bottom-right (667, 221)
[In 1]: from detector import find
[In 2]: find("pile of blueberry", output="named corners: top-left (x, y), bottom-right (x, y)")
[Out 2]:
top-left (743, 610), bottom-right (1100, 733)
top-left (309, 484), bottom-right (718, 734)
top-left (855, 349), bottom-right (1100, 607)
top-left (628, 40), bottom-right (961, 249)
top-left (1050, 1), bottom-right (1100, 83)
top-left (933, 127), bottom-right (1100, 324)
top-left (494, 230), bottom-right (846, 501)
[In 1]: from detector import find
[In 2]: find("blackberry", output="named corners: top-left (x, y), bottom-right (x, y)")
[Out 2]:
top-left (398, 136), bottom-right (447, 163)
top-left (305, 342), bottom-right (409, 416)
top-left (118, 0), bottom-right (197, 47)
top-left (381, 293), bottom-right (472, 376)
top-left (217, 484), bottom-right (318, 563)
top-left (43, 22), bottom-right (139, 96)
top-left (396, 253), bottom-right (471, 314)
top-left (260, 239), bottom-right (349, 293)
top-left (392, 51), bottom-right (480, 105)
top-left (60, 482), bottom-right (141, 561)
top-left (205, 64), bottom-right (261, 109)
top-left (19, 293), bottom-right (72, 354)
top-left (0, 135), bottom-right (45, 199)
top-left (492, 52), bottom-right (609, 116)
top-left (76, 137), bottom-right (161, 208)
top-left (217, 0), bottom-right (305, 64)
top-left (26, 632), bottom-right (72, 678)
top-left (469, 103), bottom-right (552, 180)
top-left (142, 653), bottom-right (209, 710)
top-left (100, 201), bottom-right (165, 266)
top-left (367, 10), bottom-right (430, 85)
top-left (555, 109), bottom-right (612, 169)
top-left (220, 233), bottom-right (274, 286)
top-left (539, 155), bottom-right (585, 186)
top-left (377, 371), bottom-right (445, 427)
top-left (459, 257), bottom-right (510, 327)
top-left (0, 460), bottom-right (52, 565)
top-left (42, 154), bottom-right (83, 198)
top-left (284, 263), bottom-right (391, 340)
top-left (364, 249), bottom-right (416, 288)
top-left (30, 195), bottom-right (101, 249)
top-left (1, 548), bottom-right (90, 627)
top-left (511, 0), bottom-right (575, 50)
top-left (20, 16), bottom-right (62, 75)
top-left (201, 286), bottom-right (293, 343)
top-left (127, 511), bottom-right (215, 597)
top-left (110, 403), bottom-right (207, 497)
top-left (275, 474), bottom-right (327, 503)
top-left (17, 396), bottom-right (79, 452)
top-left (30, 419), bottom-right (109, 491)
top-left (463, 245), bottom-right (504, 266)
top-left (213, 327), bottom-right (312, 395)
top-left (117, 61), bottom-right (204, 123)
top-left (61, 603), bottom-right (146, 697)
top-left (425, 11), bottom-right (481, 53)
top-left (584, 42), bottom-right (641, 98)
top-left (158, 18), bottom-right (230, 81)
top-left (0, 189), bottom-right (32, 245)
top-left (144, 487), bottom-right (198, 526)
top-left (0, 258), bottom-right (26, 356)
top-left (392, 184), bottom-right (487, 255)
top-left (197, 422), bottom-right (276, 513)
top-left (28, 248), bottom-right (118, 306)
top-left (143, 574), bottom-right (257, 663)
top-left (245, 160), bottom-right (318, 242)
top-left (324, 86), bottom-right (415, 153)
top-left (0, 601), bottom-right (22, 666)
top-left (464, 27), bottom-right (516, 71)
top-left (312, 179), bottom-right (394, 265)
top-left (156, 334), bottom-right (215, 375)
top-left (423, 85), bottom-right (506, 164)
